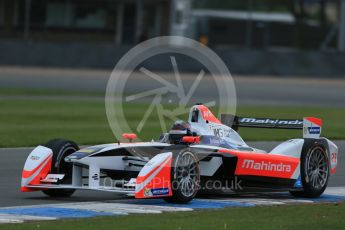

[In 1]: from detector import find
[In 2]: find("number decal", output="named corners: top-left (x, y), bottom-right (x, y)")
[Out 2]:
top-left (331, 153), bottom-right (337, 164)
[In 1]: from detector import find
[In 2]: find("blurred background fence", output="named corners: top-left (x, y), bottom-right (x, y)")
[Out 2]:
top-left (0, 0), bottom-right (345, 75)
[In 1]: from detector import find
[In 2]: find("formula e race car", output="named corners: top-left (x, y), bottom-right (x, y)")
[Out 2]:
top-left (21, 104), bottom-right (338, 203)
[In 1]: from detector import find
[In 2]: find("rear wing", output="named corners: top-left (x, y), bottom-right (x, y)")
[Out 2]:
top-left (221, 114), bottom-right (322, 138)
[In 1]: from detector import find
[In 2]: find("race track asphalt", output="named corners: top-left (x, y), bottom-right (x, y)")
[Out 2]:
top-left (0, 141), bottom-right (343, 207)
top-left (1, 67), bottom-right (345, 107)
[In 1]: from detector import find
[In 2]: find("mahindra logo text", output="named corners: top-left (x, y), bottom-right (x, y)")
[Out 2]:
top-left (242, 159), bottom-right (291, 172)
top-left (240, 118), bottom-right (302, 125)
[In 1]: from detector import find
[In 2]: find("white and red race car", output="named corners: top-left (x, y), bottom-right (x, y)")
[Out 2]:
top-left (21, 104), bottom-right (338, 203)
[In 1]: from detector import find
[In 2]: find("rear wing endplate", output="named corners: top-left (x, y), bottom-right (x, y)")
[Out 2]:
top-left (221, 115), bottom-right (322, 138)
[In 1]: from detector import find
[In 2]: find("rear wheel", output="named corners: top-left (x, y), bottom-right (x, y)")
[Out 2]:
top-left (290, 143), bottom-right (329, 198)
top-left (164, 150), bottom-right (200, 204)
top-left (42, 139), bottom-right (79, 197)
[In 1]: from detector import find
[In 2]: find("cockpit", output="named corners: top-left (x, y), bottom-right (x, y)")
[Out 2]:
top-left (159, 104), bottom-right (265, 152)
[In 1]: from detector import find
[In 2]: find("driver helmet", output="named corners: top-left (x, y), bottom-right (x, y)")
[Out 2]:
top-left (168, 120), bottom-right (193, 144)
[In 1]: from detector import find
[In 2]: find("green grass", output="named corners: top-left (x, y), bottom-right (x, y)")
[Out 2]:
top-left (0, 98), bottom-right (113, 147)
top-left (1, 94), bottom-right (345, 147)
top-left (1, 203), bottom-right (345, 230)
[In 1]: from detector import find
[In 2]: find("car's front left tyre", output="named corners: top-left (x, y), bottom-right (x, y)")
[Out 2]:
top-left (42, 139), bottom-right (79, 197)
top-left (164, 150), bottom-right (200, 204)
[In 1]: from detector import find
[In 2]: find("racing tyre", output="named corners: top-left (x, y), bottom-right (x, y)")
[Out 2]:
top-left (164, 150), bottom-right (200, 204)
top-left (290, 142), bottom-right (329, 198)
top-left (42, 139), bottom-right (79, 197)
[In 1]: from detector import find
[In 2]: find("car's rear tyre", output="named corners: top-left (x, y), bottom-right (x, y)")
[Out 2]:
top-left (290, 142), bottom-right (329, 198)
top-left (42, 139), bottom-right (79, 197)
top-left (164, 150), bottom-right (200, 204)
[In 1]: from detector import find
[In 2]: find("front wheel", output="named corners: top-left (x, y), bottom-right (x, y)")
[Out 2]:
top-left (290, 143), bottom-right (329, 198)
top-left (42, 139), bottom-right (79, 197)
top-left (164, 150), bottom-right (200, 204)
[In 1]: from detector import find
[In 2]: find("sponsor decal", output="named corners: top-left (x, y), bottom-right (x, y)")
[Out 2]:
top-left (219, 149), bottom-right (299, 179)
top-left (143, 188), bottom-right (169, 197)
top-left (151, 188), bottom-right (170, 196)
top-left (144, 188), bottom-right (152, 197)
top-left (92, 174), bottom-right (99, 181)
top-left (242, 159), bottom-right (291, 173)
top-left (48, 176), bottom-right (60, 180)
top-left (240, 118), bottom-right (302, 125)
top-left (76, 147), bottom-right (104, 154)
top-left (332, 153), bottom-right (337, 164)
top-left (78, 149), bottom-right (96, 153)
top-left (202, 110), bottom-right (212, 119)
top-left (212, 128), bottom-right (231, 138)
top-left (30, 155), bottom-right (40, 161)
top-left (307, 126), bottom-right (320, 134)
top-left (208, 123), bottom-right (233, 138)
top-left (197, 105), bottom-right (222, 124)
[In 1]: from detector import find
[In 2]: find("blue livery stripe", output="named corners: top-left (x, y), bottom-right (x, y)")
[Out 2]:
top-left (124, 199), bottom-right (254, 208)
top-left (0, 207), bottom-right (117, 218)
